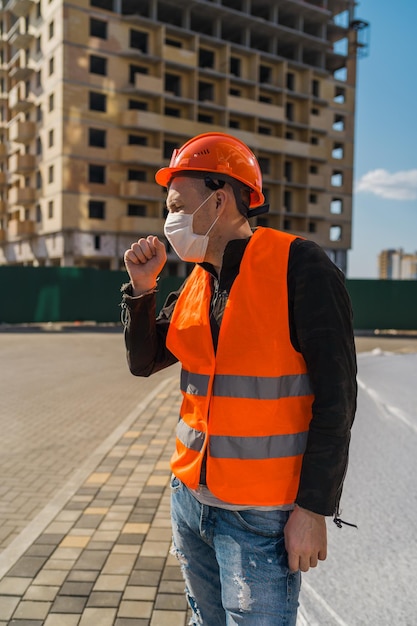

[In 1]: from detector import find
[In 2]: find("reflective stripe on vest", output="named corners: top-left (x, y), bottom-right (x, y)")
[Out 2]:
top-left (177, 416), bottom-right (307, 459)
top-left (181, 369), bottom-right (312, 399)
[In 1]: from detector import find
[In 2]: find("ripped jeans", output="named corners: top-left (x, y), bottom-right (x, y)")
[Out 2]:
top-left (170, 476), bottom-right (300, 626)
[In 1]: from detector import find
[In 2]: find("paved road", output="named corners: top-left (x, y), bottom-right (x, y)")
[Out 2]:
top-left (0, 329), bottom-right (416, 624)
top-left (0, 329), bottom-right (173, 550)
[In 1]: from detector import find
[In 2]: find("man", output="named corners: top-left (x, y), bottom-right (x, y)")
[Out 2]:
top-left (122, 132), bottom-right (357, 625)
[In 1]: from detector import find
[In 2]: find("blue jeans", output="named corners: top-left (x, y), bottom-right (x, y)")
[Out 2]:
top-left (170, 476), bottom-right (301, 626)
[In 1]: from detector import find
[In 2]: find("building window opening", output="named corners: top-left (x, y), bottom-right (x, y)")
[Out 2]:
top-left (122, 0), bottom-right (149, 17)
top-left (330, 225), bottom-right (342, 241)
top-left (89, 91), bottom-right (106, 112)
top-left (130, 29), bottom-right (148, 52)
top-left (157, 2), bottom-right (182, 27)
top-left (286, 72), bottom-right (295, 91)
top-left (284, 190), bottom-right (292, 212)
top-left (165, 73), bottom-right (181, 96)
top-left (89, 54), bottom-right (107, 76)
top-left (332, 143), bottom-right (344, 159)
top-left (331, 198), bottom-right (343, 214)
top-left (129, 99), bottom-right (148, 110)
top-left (198, 81), bottom-right (214, 101)
top-left (284, 161), bottom-right (293, 182)
top-left (258, 157), bottom-right (270, 175)
top-left (90, 0), bottom-right (114, 11)
top-left (333, 115), bottom-right (345, 131)
top-left (223, 0), bottom-right (243, 10)
top-left (199, 48), bottom-right (215, 69)
top-left (89, 128), bottom-right (106, 148)
top-left (258, 125), bottom-right (272, 136)
top-left (164, 141), bottom-right (179, 160)
top-left (128, 203), bottom-right (146, 217)
top-left (191, 13), bottom-right (213, 35)
top-left (334, 86), bottom-right (346, 104)
top-left (259, 65), bottom-right (272, 84)
top-left (334, 67), bottom-right (347, 82)
top-left (198, 113), bottom-right (214, 124)
top-left (94, 234), bottom-right (101, 250)
top-left (286, 102), bottom-right (294, 121)
top-left (230, 56), bottom-right (241, 77)
top-left (128, 134), bottom-right (147, 146)
top-left (165, 106), bottom-right (181, 117)
top-left (90, 17), bottom-right (107, 39)
top-left (312, 79), bottom-right (320, 98)
top-left (89, 164), bottom-right (106, 184)
top-left (331, 171), bottom-right (343, 187)
top-left (128, 170), bottom-right (146, 181)
top-left (89, 200), bottom-right (105, 219)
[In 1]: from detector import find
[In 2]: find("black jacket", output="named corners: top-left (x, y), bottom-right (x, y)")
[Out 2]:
top-left (121, 236), bottom-right (357, 517)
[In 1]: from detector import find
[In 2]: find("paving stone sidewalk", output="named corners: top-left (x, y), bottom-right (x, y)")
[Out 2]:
top-left (0, 377), bottom-right (191, 626)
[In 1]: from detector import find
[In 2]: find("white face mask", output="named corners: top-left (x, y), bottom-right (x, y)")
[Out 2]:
top-left (164, 191), bottom-right (218, 262)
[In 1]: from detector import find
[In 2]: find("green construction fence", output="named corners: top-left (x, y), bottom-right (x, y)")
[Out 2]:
top-left (1, 266), bottom-right (417, 330)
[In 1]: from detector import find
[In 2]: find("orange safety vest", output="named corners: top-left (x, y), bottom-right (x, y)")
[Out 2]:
top-left (166, 228), bottom-right (314, 506)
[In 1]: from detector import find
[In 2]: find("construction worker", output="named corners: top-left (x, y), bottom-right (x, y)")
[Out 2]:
top-left (121, 132), bottom-right (357, 625)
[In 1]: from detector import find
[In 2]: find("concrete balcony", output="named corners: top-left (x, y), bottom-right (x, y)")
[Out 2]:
top-left (227, 96), bottom-right (285, 122)
top-left (9, 61), bottom-right (35, 81)
top-left (9, 153), bottom-right (36, 174)
top-left (8, 218), bottom-right (36, 237)
top-left (162, 44), bottom-right (197, 68)
top-left (120, 180), bottom-right (161, 200)
top-left (133, 73), bottom-right (164, 94)
top-left (8, 23), bottom-right (35, 49)
top-left (119, 145), bottom-right (162, 166)
top-left (120, 109), bottom-right (162, 130)
top-left (5, 0), bottom-right (35, 17)
top-left (8, 186), bottom-right (36, 206)
top-left (9, 85), bottom-right (34, 113)
top-left (118, 215), bottom-right (164, 234)
top-left (9, 121), bottom-right (36, 143)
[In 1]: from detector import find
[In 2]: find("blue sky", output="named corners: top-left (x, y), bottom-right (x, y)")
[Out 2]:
top-left (348, 0), bottom-right (417, 278)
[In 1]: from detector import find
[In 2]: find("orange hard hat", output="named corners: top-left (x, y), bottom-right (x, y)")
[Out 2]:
top-left (155, 132), bottom-right (265, 208)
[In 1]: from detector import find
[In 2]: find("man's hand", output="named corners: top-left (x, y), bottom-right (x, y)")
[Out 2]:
top-left (124, 236), bottom-right (167, 296)
top-left (284, 505), bottom-right (327, 572)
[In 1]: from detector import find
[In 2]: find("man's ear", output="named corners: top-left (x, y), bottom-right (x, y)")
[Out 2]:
top-left (215, 189), bottom-right (228, 211)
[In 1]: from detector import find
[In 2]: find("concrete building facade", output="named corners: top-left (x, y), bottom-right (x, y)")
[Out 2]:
top-left (379, 249), bottom-right (417, 280)
top-left (0, 0), bottom-right (366, 274)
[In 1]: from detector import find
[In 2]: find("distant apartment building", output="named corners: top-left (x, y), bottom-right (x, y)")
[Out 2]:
top-left (379, 249), bottom-right (417, 280)
top-left (0, 0), bottom-right (368, 274)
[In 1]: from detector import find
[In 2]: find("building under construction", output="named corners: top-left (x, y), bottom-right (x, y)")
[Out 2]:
top-left (0, 0), bottom-right (368, 274)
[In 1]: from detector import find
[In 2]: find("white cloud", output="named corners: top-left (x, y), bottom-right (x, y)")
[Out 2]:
top-left (355, 168), bottom-right (417, 200)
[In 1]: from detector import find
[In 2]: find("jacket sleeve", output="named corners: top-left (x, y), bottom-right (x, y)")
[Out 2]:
top-left (121, 283), bottom-right (182, 377)
top-left (288, 240), bottom-right (357, 517)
